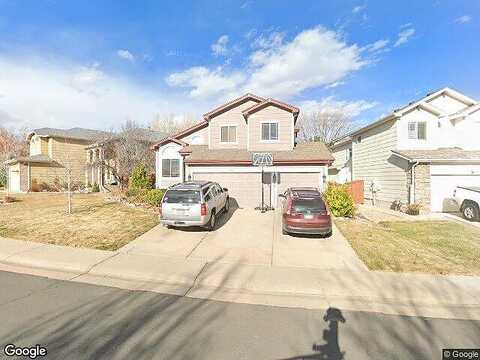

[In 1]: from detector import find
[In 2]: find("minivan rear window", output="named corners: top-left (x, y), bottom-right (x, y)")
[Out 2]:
top-left (163, 190), bottom-right (201, 204)
top-left (292, 198), bottom-right (326, 213)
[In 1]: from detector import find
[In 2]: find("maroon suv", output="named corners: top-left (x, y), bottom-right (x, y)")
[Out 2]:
top-left (279, 187), bottom-right (332, 236)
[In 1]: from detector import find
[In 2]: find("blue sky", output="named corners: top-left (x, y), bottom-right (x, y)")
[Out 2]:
top-left (0, 0), bottom-right (478, 130)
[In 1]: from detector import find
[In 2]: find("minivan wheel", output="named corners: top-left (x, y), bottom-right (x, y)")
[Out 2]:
top-left (207, 211), bottom-right (216, 231)
top-left (462, 203), bottom-right (479, 221)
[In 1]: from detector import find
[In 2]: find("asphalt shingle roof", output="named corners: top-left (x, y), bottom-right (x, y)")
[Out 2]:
top-left (181, 142), bottom-right (334, 164)
top-left (32, 127), bottom-right (111, 141)
top-left (392, 148), bottom-right (480, 161)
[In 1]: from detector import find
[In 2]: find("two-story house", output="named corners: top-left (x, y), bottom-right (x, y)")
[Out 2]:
top-left (152, 93), bottom-right (334, 208)
top-left (6, 127), bottom-right (108, 192)
top-left (329, 87), bottom-right (480, 212)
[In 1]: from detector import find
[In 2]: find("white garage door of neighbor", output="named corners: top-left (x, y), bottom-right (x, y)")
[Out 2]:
top-left (430, 165), bottom-right (480, 212)
top-left (8, 169), bottom-right (21, 192)
top-left (193, 172), bottom-right (262, 208)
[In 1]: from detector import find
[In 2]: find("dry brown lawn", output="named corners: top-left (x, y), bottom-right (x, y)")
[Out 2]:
top-left (0, 193), bottom-right (159, 251)
top-left (336, 218), bottom-right (480, 275)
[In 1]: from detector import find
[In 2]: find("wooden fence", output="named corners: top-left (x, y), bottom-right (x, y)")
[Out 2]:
top-left (346, 180), bottom-right (364, 204)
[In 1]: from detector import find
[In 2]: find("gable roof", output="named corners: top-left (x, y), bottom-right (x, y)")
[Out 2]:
top-left (330, 87), bottom-right (478, 147)
top-left (202, 93), bottom-right (265, 121)
top-left (28, 127), bottom-right (110, 142)
top-left (242, 98), bottom-right (300, 121)
top-left (151, 120), bottom-right (208, 150)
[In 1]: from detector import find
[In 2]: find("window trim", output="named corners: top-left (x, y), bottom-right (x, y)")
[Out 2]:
top-left (219, 125), bottom-right (238, 144)
top-left (260, 121), bottom-right (279, 142)
top-left (162, 158), bottom-right (181, 178)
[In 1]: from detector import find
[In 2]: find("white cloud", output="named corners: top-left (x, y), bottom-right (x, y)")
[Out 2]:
top-left (0, 56), bottom-right (186, 130)
top-left (117, 49), bottom-right (135, 62)
top-left (300, 97), bottom-right (377, 117)
top-left (394, 27), bottom-right (415, 47)
top-left (244, 27), bottom-right (367, 98)
top-left (455, 15), bottom-right (472, 24)
top-left (211, 35), bottom-right (229, 57)
top-left (400, 23), bottom-right (412, 29)
top-left (352, 4), bottom-right (367, 13)
top-left (167, 27), bottom-right (367, 101)
top-left (252, 31), bottom-right (285, 50)
top-left (363, 39), bottom-right (390, 53)
top-left (166, 66), bottom-right (245, 100)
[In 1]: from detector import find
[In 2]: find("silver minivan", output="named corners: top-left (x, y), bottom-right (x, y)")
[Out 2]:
top-left (160, 181), bottom-right (229, 230)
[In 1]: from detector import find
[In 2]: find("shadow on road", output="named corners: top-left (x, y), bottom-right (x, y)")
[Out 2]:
top-left (280, 307), bottom-right (346, 360)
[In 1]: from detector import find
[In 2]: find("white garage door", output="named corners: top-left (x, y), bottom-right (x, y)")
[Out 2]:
top-left (8, 167), bottom-right (21, 192)
top-left (193, 171), bottom-right (322, 209)
top-left (430, 165), bottom-right (480, 212)
top-left (193, 172), bottom-right (262, 208)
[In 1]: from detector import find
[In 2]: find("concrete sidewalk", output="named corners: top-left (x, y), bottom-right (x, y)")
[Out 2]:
top-left (1, 236), bottom-right (479, 320)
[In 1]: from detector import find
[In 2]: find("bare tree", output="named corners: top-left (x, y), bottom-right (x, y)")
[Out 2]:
top-left (90, 120), bottom-right (156, 189)
top-left (297, 109), bottom-right (354, 144)
top-left (151, 113), bottom-right (198, 135)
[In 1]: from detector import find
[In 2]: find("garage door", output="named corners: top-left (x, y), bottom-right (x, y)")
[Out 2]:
top-left (430, 165), bottom-right (480, 212)
top-left (193, 172), bottom-right (262, 208)
top-left (8, 167), bottom-right (21, 192)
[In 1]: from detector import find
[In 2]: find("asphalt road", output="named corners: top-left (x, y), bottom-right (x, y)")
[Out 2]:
top-left (0, 271), bottom-right (478, 360)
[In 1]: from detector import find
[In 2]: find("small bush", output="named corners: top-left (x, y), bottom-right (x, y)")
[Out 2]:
top-left (129, 164), bottom-right (153, 190)
top-left (91, 183), bottom-right (100, 193)
top-left (31, 179), bottom-right (40, 192)
top-left (145, 189), bottom-right (165, 207)
top-left (125, 188), bottom-right (139, 198)
top-left (39, 182), bottom-right (53, 192)
top-left (0, 164), bottom-right (6, 188)
top-left (323, 182), bottom-right (356, 217)
top-left (406, 202), bottom-right (421, 216)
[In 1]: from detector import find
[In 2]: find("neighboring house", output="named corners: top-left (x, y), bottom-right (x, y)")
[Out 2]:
top-left (152, 93), bottom-right (333, 208)
top-left (86, 128), bottom-right (167, 187)
top-left (329, 87), bottom-right (480, 212)
top-left (6, 128), bottom-right (108, 192)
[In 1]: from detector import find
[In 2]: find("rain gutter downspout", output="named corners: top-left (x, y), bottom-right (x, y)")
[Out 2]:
top-left (410, 161), bottom-right (419, 204)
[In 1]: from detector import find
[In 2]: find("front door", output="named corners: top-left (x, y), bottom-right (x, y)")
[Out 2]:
top-left (270, 172), bottom-right (280, 208)
top-left (9, 168), bottom-right (20, 192)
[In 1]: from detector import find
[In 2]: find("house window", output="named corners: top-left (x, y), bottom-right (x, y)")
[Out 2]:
top-left (408, 122), bottom-right (427, 140)
top-left (261, 122), bottom-right (278, 141)
top-left (220, 126), bottom-right (237, 143)
top-left (347, 148), bottom-right (352, 161)
top-left (162, 159), bottom-right (180, 177)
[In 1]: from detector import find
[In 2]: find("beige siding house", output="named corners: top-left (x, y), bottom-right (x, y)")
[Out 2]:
top-left (153, 94), bottom-right (333, 208)
top-left (329, 87), bottom-right (480, 212)
top-left (6, 128), bottom-right (108, 192)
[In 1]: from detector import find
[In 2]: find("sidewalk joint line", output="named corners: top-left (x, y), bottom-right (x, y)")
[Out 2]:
top-left (69, 252), bottom-right (121, 281)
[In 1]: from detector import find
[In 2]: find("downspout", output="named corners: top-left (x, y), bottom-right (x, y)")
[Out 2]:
top-left (27, 162), bottom-right (31, 192)
top-left (410, 161), bottom-right (419, 204)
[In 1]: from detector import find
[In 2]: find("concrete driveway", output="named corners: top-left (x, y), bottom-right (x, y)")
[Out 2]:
top-left (121, 206), bottom-right (366, 271)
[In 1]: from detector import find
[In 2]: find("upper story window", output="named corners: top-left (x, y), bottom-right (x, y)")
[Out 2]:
top-left (220, 125), bottom-right (237, 143)
top-left (261, 122), bottom-right (278, 141)
top-left (162, 159), bottom-right (180, 177)
top-left (408, 121), bottom-right (427, 140)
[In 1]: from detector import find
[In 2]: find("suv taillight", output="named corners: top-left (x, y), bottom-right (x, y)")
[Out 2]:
top-left (201, 203), bottom-right (207, 216)
top-left (286, 198), bottom-right (296, 216)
